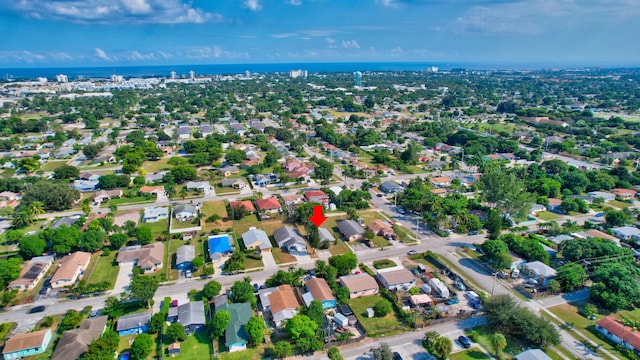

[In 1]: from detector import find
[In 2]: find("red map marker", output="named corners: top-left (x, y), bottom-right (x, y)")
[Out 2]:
top-left (308, 205), bottom-right (327, 227)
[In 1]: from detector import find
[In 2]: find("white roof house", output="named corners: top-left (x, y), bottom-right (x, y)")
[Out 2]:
top-left (142, 207), bottom-right (169, 223)
top-left (612, 226), bottom-right (640, 240)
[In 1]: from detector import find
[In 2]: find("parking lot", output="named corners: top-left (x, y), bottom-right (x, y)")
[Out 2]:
top-left (390, 339), bottom-right (436, 360)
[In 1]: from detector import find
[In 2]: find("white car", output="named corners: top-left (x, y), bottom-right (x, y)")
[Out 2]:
top-left (407, 250), bottom-right (417, 255)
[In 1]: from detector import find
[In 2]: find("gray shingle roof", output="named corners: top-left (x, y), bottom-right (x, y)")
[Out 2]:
top-left (242, 227), bottom-right (272, 250)
top-left (176, 245), bottom-right (196, 265)
top-left (178, 301), bottom-right (206, 327)
top-left (337, 220), bottom-right (365, 238)
top-left (116, 312), bottom-right (151, 331)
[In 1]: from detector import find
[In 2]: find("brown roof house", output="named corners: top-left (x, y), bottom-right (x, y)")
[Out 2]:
top-left (3, 329), bottom-right (52, 359)
top-left (268, 285), bottom-right (301, 327)
top-left (50, 251), bottom-right (91, 289)
top-left (255, 197), bottom-right (282, 217)
top-left (116, 242), bottom-right (164, 273)
top-left (8, 256), bottom-right (53, 291)
top-left (139, 185), bottom-right (165, 197)
top-left (367, 220), bottom-right (395, 240)
top-left (376, 268), bottom-right (416, 291)
top-left (303, 277), bottom-right (336, 309)
top-left (51, 316), bottom-right (108, 360)
top-left (612, 188), bottom-right (637, 201)
top-left (339, 273), bottom-right (379, 299)
top-left (229, 200), bottom-right (255, 214)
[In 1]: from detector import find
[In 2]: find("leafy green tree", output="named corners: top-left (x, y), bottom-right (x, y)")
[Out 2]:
top-left (169, 165), bottom-right (198, 183)
top-left (479, 165), bottom-right (533, 218)
top-left (285, 314), bottom-right (318, 339)
top-left (374, 299), bottom-right (392, 317)
top-left (149, 313), bottom-right (163, 334)
top-left (490, 333), bottom-right (507, 355)
top-left (83, 330), bottom-right (119, 360)
top-left (79, 229), bottom-right (105, 252)
top-left (328, 253), bottom-right (357, 276)
top-left (19, 235), bottom-right (46, 259)
top-left (485, 210), bottom-right (503, 240)
top-left (109, 233), bottom-right (128, 249)
top-left (165, 322), bottom-right (187, 342)
top-left (203, 280), bottom-right (222, 299)
top-left (60, 309), bottom-right (83, 331)
top-left (129, 274), bottom-right (158, 308)
top-left (53, 165), bottom-right (79, 180)
top-left (604, 207), bottom-right (629, 227)
top-left (265, 268), bottom-right (305, 288)
top-left (0, 258), bottom-right (22, 288)
top-left (304, 300), bottom-right (325, 327)
top-left (130, 334), bottom-right (153, 360)
top-left (245, 316), bottom-right (265, 346)
top-left (135, 226), bottom-right (153, 245)
top-left (20, 181), bottom-right (80, 211)
top-left (230, 280), bottom-right (256, 306)
top-left (225, 149), bottom-right (247, 164)
top-left (556, 263), bottom-right (587, 291)
top-left (314, 158), bottom-right (334, 181)
top-left (431, 336), bottom-right (453, 360)
top-left (327, 346), bottom-right (344, 360)
top-left (209, 310), bottom-right (230, 339)
top-left (273, 341), bottom-right (293, 359)
top-left (191, 257), bottom-right (204, 269)
top-left (370, 342), bottom-right (393, 360)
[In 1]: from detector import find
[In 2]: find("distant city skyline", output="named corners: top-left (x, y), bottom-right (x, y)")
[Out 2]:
top-left (0, 0), bottom-right (639, 68)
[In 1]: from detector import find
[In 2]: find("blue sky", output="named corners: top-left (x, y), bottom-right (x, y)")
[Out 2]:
top-left (0, 0), bottom-right (639, 67)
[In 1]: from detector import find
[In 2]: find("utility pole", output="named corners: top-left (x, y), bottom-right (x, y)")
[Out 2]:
top-left (491, 272), bottom-right (498, 297)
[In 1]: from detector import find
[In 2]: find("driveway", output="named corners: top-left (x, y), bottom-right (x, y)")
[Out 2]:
top-left (112, 262), bottom-right (134, 295)
top-left (262, 250), bottom-right (277, 269)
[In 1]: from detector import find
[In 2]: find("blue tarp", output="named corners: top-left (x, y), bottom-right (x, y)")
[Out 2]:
top-left (208, 235), bottom-right (232, 255)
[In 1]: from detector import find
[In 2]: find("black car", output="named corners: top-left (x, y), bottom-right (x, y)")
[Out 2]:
top-left (253, 283), bottom-right (259, 292)
top-left (392, 352), bottom-right (403, 360)
top-left (458, 335), bottom-right (471, 348)
top-left (28, 305), bottom-right (46, 314)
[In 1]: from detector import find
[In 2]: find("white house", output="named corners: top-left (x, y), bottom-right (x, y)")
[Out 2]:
top-left (174, 204), bottom-right (198, 222)
top-left (142, 207), bottom-right (169, 223)
top-left (612, 226), bottom-right (640, 241)
top-left (376, 268), bottom-right (416, 291)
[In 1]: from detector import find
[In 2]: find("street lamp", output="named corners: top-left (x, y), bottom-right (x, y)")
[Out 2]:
top-left (491, 272), bottom-right (498, 297)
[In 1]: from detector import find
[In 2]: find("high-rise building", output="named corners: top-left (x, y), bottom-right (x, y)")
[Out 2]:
top-left (426, 66), bottom-right (439, 73)
top-left (289, 69), bottom-right (308, 78)
top-left (170, 71), bottom-right (177, 79)
top-left (353, 71), bottom-right (362, 87)
top-left (110, 74), bottom-right (124, 82)
top-left (189, 70), bottom-right (195, 80)
top-left (55, 74), bottom-right (68, 83)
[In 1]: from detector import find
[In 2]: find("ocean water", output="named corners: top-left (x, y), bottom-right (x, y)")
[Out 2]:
top-left (0, 61), bottom-right (595, 80)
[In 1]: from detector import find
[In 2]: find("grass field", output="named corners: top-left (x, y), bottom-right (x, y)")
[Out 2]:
top-left (41, 160), bottom-right (68, 172)
top-left (272, 248), bottom-right (296, 264)
top-left (347, 295), bottom-right (406, 337)
top-left (218, 347), bottom-right (261, 360)
top-left (449, 349), bottom-right (490, 360)
top-left (142, 158), bottom-right (171, 173)
top-left (607, 199), bottom-right (632, 208)
top-left (548, 303), bottom-right (624, 360)
top-left (144, 219), bottom-right (168, 237)
top-left (535, 211), bottom-right (561, 221)
top-left (232, 215), bottom-right (285, 236)
top-left (86, 250), bottom-right (119, 289)
top-left (328, 240), bottom-right (351, 256)
top-left (201, 200), bottom-right (232, 232)
top-left (163, 330), bottom-right (212, 359)
top-left (373, 259), bottom-right (396, 269)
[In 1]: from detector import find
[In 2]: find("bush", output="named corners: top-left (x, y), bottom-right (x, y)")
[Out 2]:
top-left (205, 214), bottom-right (221, 223)
top-left (374, 299), bottom-right (392, 317)
top-left (246, 252), bottom-right (263, 260)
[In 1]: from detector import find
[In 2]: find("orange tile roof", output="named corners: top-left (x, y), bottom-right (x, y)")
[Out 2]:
top-left (256, 197), bottom-right (281, 211)
top-left (268, 285), bottom-right (300, 314)
top-left (305, 277), bottom-right (335, 302)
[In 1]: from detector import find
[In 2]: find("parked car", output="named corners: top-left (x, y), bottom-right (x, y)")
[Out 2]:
top-left (458, 335), bottom-right (471, 348)
top-left (253, 283), bottom-right (259, 292)
top-left (170, 300), bottom-right (178, 307)
top-left (184, 269), bottom-right (192, 278)
top-left (393, 352), bottom-right (403, 360)
top-left (120, 351), bottom-right (130, 360)
top-left (407, 250), bottom-right (417, 255)
top-left (468, 230), bottom-right (479, 235)
top-left (445, 298), bottom-right (460, 305)
top-left (28, 306), bottom-right (46, 314)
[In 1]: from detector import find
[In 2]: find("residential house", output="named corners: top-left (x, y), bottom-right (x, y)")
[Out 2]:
top-left (229, 123), bottom-right (247, 136)
top-left (139, 185), bottom-right (165, 197)
top-left (430, 188), bottom-right (447, 196)
top-left (595, 317), bottom-right (640, 353)
top-left (186, 181), bottom-right (211, 192)
top-left (215, 302), bottom-right (252, 352)
top-left (303, 277), bottom-right (337, 309)
top-left (304, 190), bottom-right (330, 205)
top-left (410, 294), bottom-right (434, 307)
top-left (174, 204), bottom-right (198, 222)
top-left (430, 177), bottom-right (452, 187)
top-left (176, 126), bottom-right (192, 140)
top-left (268, 285), bottom-right (301, 327)
top-left (51, 316), bottom-right (108, 360)
top-left (523, 261), bottom-right (557, 284)
top-left (380, 181), bottom-right (403, 194)
top-left (255, 197), bottom-right (282, 215)
top-left (587, 191), bottom-right (616, 202)
top-left (249, 121), bottom-right (265, 133)
top-left (49, 217), bottom-right (77, 229)
top-left (79, 172), bottom-right (100, 181)
top-left (0, 192), bottom-right (20, 201)
top-left (337, 220), bottom-right (366, 241)
top-left (529, 204), bottom-right (547, 215)
top-left (339, 273), bottom-right (379, 299)
top-left (581, 229), bottom-right (618, 242)
top-left (376, 268), bottom-right (416, 291)
top-left (318, 228), bottom-right (336, 245)
top-left (220, 178), bottom-right (246, 190)
top-left (547, 198), bottom-right (563, 212)
top-left (142, 207), bottom-right (169, 223)
top-left (175, 245), bottom-right (196, 270)
top-left (175, 301), bottom-right (206, 334)
top-left (273, 226), bottom-right (307, 253)
top-left (218, 165), bottom-right (240, 177)
top-left (50, 251), bottom-right (91, 289)
top-left (612, 226), bottom-right (640, 241)
top-left (8, 256), bottom-right (53, 291)
top-left (367, 220), bottom-right (395, 239)
top-left (93, 189), bottom-right (122, 204)
top-left (228, 200), bottom-right (255, 214)
top-left (515, 349), bottom-right (553, 360)
top-left (241, 227), bottom-right (272, 252)
top-left (116, 243), bottom-right (164, 272)
top-left (168, 343), bottom-right (180, 357)
top-left (116, 312), bottom-right (151, 336)
top-left (281, 193), bottom-right (304, 206)
top-left (145, 171), bottom-right (168, 184)
top-left (612, 188), bottom-right (637, 201)
top-left (2, 329), bottom-right (52, 360)
top-left (74, 179), bottom-right (98, 192)
top-left (199, 124), bottom-right (214, 137)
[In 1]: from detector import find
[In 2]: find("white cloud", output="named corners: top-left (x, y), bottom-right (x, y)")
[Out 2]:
top-left (158, 51), bottom-right (173, 59)
top-left (271, 33), bottom-right (298, 38)
top-left (342, 39), bottom-right (360, 49)
top-left (130, 50), bottom-right (156, 61)
top-left (4, 0), bottom-right (224, 24)
top-left (286, 0), bottom-right (302, 5)
top-left (375, 0), bottom-right (397, 7)
top-left (185, 46), bottom-right (250, 60)
top-left (325, 37), bottom-right (336, 44)
top-left (244, 0), bottom-right (262, 11)
top-left (94, 48), bottom-right (112, 61)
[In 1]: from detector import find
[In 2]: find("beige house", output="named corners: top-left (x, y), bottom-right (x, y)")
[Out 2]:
top-left (8, 256), bottom-right (53, 292)
top-left (50, 252), bottom-right (92, 289)
top-left (339, 273), bottom-right (379, 299)
top-left (268, 285), bottom-right (300, 327)
top-left (116, 242), bottom-right (164, 272)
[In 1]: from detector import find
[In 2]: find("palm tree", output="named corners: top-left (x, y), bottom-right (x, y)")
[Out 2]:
top-left (28, 201), bottom-right (45, 218)
top-left (81, 198), bottom-right (91, 216)
top-left (432, 336), bottom-right (452, 359)
top-left (11, 210), bottom-right (33, 229)
top-left (180, 187), bottom-right (188, 200)
top-left (108, 203), bottom-right (118, 216)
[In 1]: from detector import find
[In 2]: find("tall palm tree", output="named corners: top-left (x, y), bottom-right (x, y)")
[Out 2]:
top-left (81, 198), bottom-right (91, 216)
top-left (11, 210), bottom-right (32, 229)
top-left (108, 203), bottom-right (118, 217)
top-left (432, 336), bottom-right (453, 359)
top-left (28, 201), bottom-right (45, 217)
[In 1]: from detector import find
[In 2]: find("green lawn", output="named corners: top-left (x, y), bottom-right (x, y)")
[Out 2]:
top-left (163, 330), bottom-right (212, 359)
top-left (535, 211), bottom-right (561, 221)
top-left (373, 259), bottom-right (396, 269)
top-left (607, 199), bottom-right (632, 208)
top-left (41, 160), bottom-right (68, 172)
top-left (106, 196), bottom-right (155, 207)
top-left (142, 158), bottom-right (171, 173)
top-left (171, 218), bottom-right (201, 230)
top-left (347, 295), bottom-right (406, 337)
top-left (548, 303), bottom-right (624, 360)
top-left (218, 347), bottom-right (261, 360)
top-left (233, 215), bottom-right (284, 236)
top-left (449, 349), bottom-right (490, 360)
top-left (328, 240), bottom-right (351, 256)
top-left (86, 250), bottom-right (118, 289)
top-left (272, 248), bottom-right (296, 264)
top-left (144, 219), bottom-right (168, 236)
